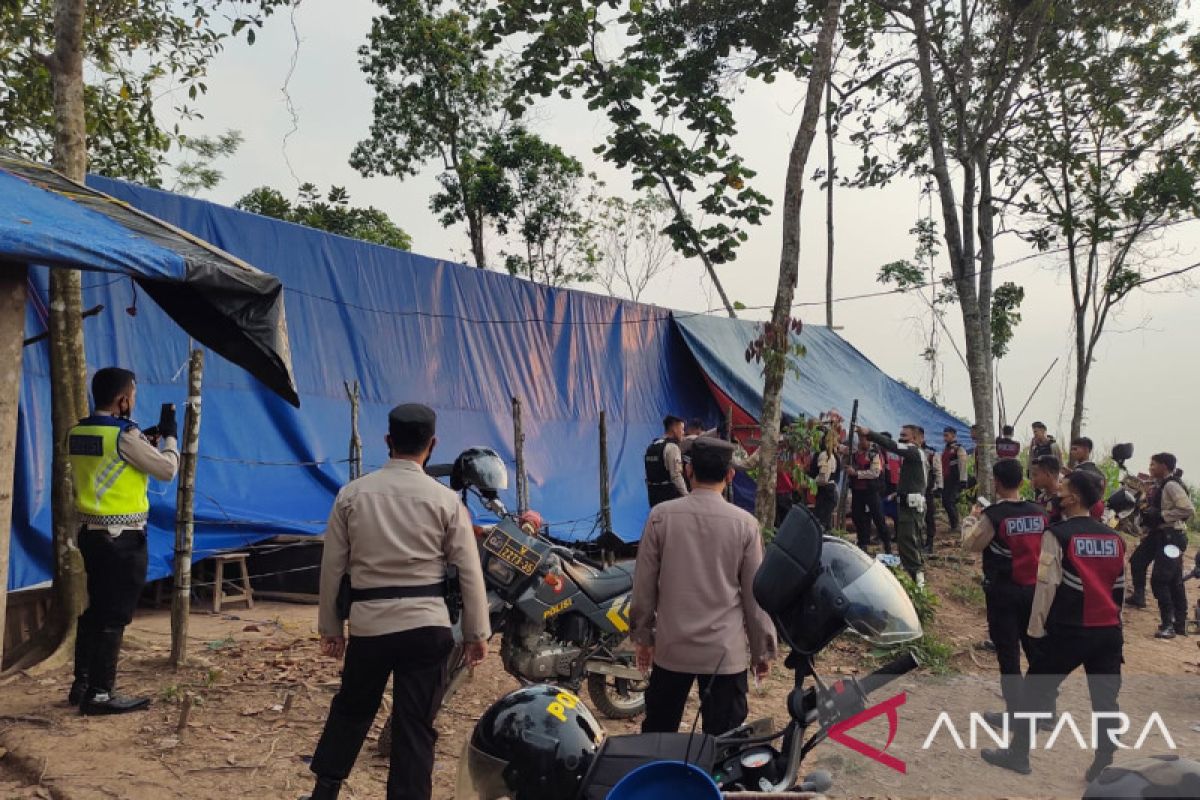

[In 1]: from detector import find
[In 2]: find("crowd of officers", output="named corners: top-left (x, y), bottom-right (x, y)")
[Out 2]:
top-left (63, 364), bottom-right (1197, 797)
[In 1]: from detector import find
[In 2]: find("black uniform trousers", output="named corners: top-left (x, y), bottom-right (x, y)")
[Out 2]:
top-left (1012, 625), bottom-right (1123, 759)
top-left (850, 486), bottom-right (892, 553)
top-left (642, 664), bottom-right (749, 737)
top-left (924, 488), bottom-right (938, 549)
top-left (75, 528), bottom-right (149, 692)
top-left (1128, 532), bottom-right (1158, 600)
top-left (983, 579), bottom-right (1037, 713)
top-left (942, 482), bottom-right (962, 532)
top-left (311, 627), bottom-right (454, 800)
top-left (814, 484), bottom-right (838, 531)
top-left (1150, 545), bottom-right (1189, 632)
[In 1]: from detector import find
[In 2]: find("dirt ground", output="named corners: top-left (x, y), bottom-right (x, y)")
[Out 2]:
top-left (1, 537), bottom-right (1198, 800)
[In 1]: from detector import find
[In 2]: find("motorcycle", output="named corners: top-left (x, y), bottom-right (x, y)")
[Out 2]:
top-left (457, 507), bottom-right (927, 798)
top-left (1105, 443), bottom-right (1149, 537)
top-left (379, 447), bottom-right (645, 755)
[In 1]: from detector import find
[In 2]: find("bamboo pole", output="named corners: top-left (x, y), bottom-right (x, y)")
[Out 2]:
top-left (170, 349), bottom-right (204, 668)
top-left (725, 404), bottom-right (735, 502)
top-left (512, 396), bottom-right (528, 514)
top-left (0, 265), bottom-right (28, 667)
top-left (344, 380), bottom-right (362, 481)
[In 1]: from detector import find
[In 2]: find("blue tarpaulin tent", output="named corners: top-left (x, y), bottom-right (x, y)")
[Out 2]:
top-left (7, 174), bottom-right (966, 592)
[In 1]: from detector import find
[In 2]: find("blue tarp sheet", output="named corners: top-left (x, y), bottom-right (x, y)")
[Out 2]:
top-left (673, 314), bottom-right (973, 445)
top-left (9, 177), bottom-right (717, 590)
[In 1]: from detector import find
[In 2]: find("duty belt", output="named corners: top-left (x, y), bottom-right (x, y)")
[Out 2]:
top-left (348, 582), bottom-right (447, 603)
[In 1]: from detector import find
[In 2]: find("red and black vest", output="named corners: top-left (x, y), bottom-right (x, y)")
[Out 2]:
top-left (996, 437), bottom-right (1021, 460)
top-left (851, 449), bottom-right (877, 491)
top-left (884, 451), bottom-right (902, 490)
top-left (981, 501), bottom-right (1048, 586)
top-left (1047, 517), bottom-right (1126, 629)
top-left (941, 444), bottom-right (964, 485)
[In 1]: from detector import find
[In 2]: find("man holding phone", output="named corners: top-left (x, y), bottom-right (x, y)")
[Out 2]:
top-left (67, 368), bottom-right (179, 715)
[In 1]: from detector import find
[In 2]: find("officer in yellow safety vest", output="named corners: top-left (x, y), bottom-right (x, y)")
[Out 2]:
top-left (67, 367), bottom-right (179, 715)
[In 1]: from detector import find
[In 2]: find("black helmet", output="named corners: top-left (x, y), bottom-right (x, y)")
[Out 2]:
top-left (1107, 487), bottom-right (1139, 514)
top-left (451, 447), bottom-right (509, 495)
top-left (456, 684), bottom-right (604, 800)
top-left (755, 505), bottom-right (922, 655)
top-left (1111, 442), bottom-right (1135, 466)
top-left (1083, 755), bottom-right (1200, 798)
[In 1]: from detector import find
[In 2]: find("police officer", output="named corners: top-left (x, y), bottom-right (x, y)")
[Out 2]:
top-left (940, 427), bottom-right (968, 534)
top-left (847, 436), bottom-right (892, 554)
top-left (982, 471), bottom-right (1127, 783)
top-left (961, 459), bottom-right (1049, 722)
top-left (1028, 422), bottom-right (1063, 465)
top-left (860, 425), bottom-right (927, 585)
top-left (1140, 453), bottom-right (1194, 638)
top-left (305, 404), bottom-right (490, 800)
top-left (995, 425), bottom-right (1021, 460)
top-left (645, 415), bottom-right (688, 508)
top-left (1029, 455), bottom-right (1063, 523)
top-left (68, 367), bottom-right (178, 715)
top-left (631, 437), bottom-right (776, 735)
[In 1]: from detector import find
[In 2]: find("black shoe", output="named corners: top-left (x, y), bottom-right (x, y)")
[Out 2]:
top-left (983, 711), bottom-right (1006, 728)
top-left (1155, 626), bottom-right (1177, 639)
top-left (1175, 626), bottom-right (1188, 637)
top-left (1037, 715), bottom-right (1056, 733)
top-left (67, 679), bottom-right (88, 707)
top-left (1127, 594), bottom-right (1147, 609)
top-left (300, 776), bottom-right (342, 800)
top-left (1085, 753), bottom-right (1114, 783)
top-left (981, 748), bottom-right (1031, 775)
top-left (80, 691), bottom-right (151, 716)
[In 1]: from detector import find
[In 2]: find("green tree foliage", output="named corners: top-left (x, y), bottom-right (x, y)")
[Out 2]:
top-left (235, 184), bottom-right (413, 251)
top-left (170, 130), bottom-right (243, 195)
top-left (351, 0), bottom-right (509, 269)
top-left (0, 1), bottom-right (284, 182)
top-left (1001, 1), bottom-right (1200, 438)
top-left (483, 128), bottom-right (599, 287)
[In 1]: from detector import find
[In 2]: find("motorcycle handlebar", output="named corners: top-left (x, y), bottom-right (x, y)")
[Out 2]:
top-left (547, 545), bottom-right (606, 571)
top-left (856, 651), bottom-right (920, 696)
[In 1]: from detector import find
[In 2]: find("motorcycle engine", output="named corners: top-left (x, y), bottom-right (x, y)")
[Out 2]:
top-left (501, 619), bottom-right (584, 681)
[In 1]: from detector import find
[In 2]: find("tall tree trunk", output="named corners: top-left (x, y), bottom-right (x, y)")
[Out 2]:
top-left (824, 70), bottom-right (836, 328)
top-left (1070, 303), bottom-right (1089, 441)
top-left (0, 267), bottom-right (29, 667)
top-left (38, 0), bottom-right (90, 671)
top-left (754, 0), bottom-right (842, 531)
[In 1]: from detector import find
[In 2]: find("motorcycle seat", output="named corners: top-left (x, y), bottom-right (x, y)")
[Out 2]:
top-left (562, 560), bottom-right (634, 604)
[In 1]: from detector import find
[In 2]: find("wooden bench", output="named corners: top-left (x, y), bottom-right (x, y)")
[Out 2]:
top-left (211, 552), bottom-right (254, 613)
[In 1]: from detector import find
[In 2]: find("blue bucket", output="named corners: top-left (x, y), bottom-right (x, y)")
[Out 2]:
top-left (607, 760), bottom-right (722, 800)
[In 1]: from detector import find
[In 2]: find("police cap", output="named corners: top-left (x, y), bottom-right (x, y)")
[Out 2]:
top-left (689, 436), bottom-right (736, 470)
top-left (389, 403), bottom-right (437, 429)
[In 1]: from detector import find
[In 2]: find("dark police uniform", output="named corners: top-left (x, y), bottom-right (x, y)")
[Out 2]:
top-left (849, 447), bottom-right (892, 553)
top-left (68, 412), bottom-right (178, 714)
top-left (962, 500), bottom-right (1049, 712)
top-left (644, 435), bottom-right (687, 507)
top-left (1014, 516), bottom-right (1126, 767)
top-left (1142, 476), bottom-right (1194, 634)
top-left (940, 439), bottom-right (968, 532)
top-left (868, 431), bottom-right (926, 578)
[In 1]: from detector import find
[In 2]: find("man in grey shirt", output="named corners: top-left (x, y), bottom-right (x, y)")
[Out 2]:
top-left (304, 404), bottom-right (489, 800)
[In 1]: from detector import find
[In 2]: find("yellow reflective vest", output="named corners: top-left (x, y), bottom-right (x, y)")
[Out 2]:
top-left (67, 416), bottom-right (150, 528)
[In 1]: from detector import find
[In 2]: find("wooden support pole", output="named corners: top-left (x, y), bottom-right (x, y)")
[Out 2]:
top-left (170, 349), bottom-right (204, 668)
top-left (724, 404), bottom-right (735, 502)
top-left (0, 265), bottom-right (28, 667)
top-left (598, 410), bottom-right (612, 542)
top-left (512, 396), bottom-right (528, 514)
top-left (344, 380), bottom-right (362, 481)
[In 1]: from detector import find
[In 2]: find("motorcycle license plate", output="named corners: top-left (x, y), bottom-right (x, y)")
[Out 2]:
top-left (482, 529), bottom-right (542, 576)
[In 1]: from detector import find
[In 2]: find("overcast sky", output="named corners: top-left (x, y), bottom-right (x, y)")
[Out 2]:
top-left (169, 1), bottom-right (1199, 472)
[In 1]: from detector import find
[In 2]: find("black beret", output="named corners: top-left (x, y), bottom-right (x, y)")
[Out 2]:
top-left (388, 403), bottom-right (437, 429)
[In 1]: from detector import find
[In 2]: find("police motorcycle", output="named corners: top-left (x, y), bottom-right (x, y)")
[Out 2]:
top-left (1105, 443), bottom-right (1148, 536)
top-left (456, 505), bottom-right (925, 799)
top-left (439, 448), bottom-right (646, 707)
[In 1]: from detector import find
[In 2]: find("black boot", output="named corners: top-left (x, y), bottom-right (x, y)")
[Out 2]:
top-left (80, 626), bottom-right (150, 716)
top-left (1127, 592), bottom-right (1147, 609)
top-left (69, 613), bottom-right (95, 706)
top-left (299, 776), bottom-right (341, 800)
